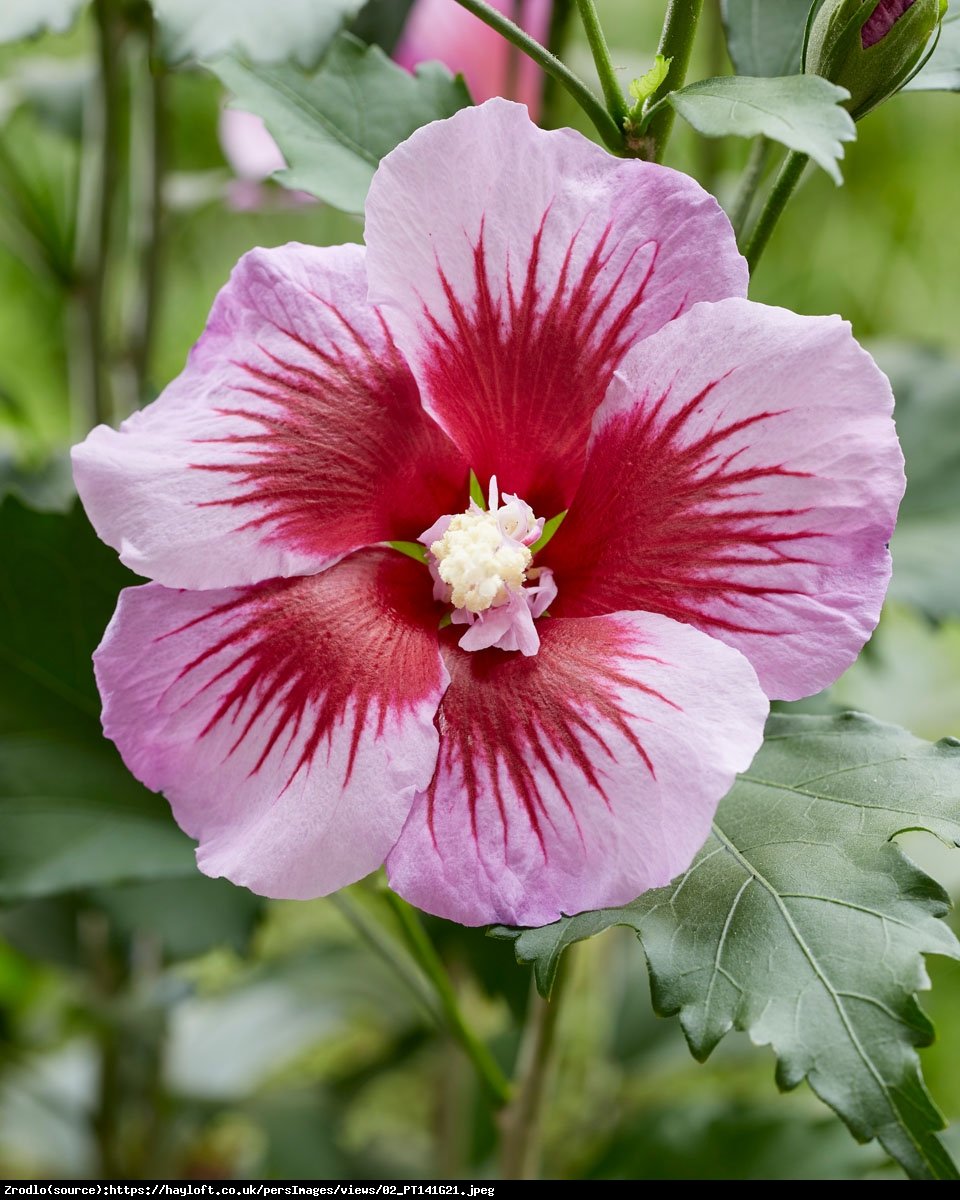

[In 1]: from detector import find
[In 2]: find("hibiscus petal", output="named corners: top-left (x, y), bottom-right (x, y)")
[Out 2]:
top-left (386, 613), bottom-right (767, 927)
top-left (364, 98), bottom-right (747, 517)
top-left (94, 550), bottom-right (448, 899)
top-left (73, 243), bottom-right (466, 589)
top-left (547, 298), bottom-right (906, 700)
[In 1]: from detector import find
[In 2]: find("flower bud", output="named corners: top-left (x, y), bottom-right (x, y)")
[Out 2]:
top-left (805, 0), bottom-right (945, 119)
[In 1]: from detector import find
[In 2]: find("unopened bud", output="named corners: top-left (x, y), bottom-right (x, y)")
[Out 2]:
top-left (805, 0), bottom-right (945, 119)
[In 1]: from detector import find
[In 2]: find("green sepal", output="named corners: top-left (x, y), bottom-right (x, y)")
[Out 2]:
top-left (469, 469), bottom-right (486, 510)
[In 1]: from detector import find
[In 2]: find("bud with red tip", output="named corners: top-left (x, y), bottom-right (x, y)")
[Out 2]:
top-left (805, 0), bottom-right (946, 119)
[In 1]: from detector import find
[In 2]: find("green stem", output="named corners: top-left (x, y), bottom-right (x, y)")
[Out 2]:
top-left (645, 0), bottom-right (705, 163)
top-left (540, 0), bottom-right (577, 128)
top-left (575, 0), bottom-right (628, 125)
top-left (79, 910), bottom-right (125, 1179)
top-left (693, 0), bottom-right (725, 192)
top-left (384, 891), bottom-right (513, 1107)
top-left (434, 958), bottom-right (469, 1178)
top-left (743, 149), bottom-right (808, 273)
top-left (126, 21), bottom-right (167, 412)
top-left (452, 0), bottom-right (623, 152)
top-left (729, 136), bottom-right (771, 242)
top-left (65, 285), bottom-right (108, 440)
top-left (84, 0), bottom-right (126, 429)
top-left (498, 958), bottom-right (571, 1179)
top-left (329, 892), bottom-right (441, 1024)
top-left (88, 0), bottom-right (125, 427)
top-left (504, 0), bottom-right (523, 103)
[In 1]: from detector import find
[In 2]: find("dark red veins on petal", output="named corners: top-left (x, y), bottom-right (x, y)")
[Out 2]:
top-left (420, 214), bottom-right (658, 517)
top-left (427, 619), bottom-right (674, 852)
top-left (191, 303), bottom-right (466, 557)
top-left (159, 550), bottom-right (443, 790)
top-left (548, 379), bottom-right (816, 635)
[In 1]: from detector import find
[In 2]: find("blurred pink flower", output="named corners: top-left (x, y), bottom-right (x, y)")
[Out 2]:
top-left (219, 107), bottom-right (287, 181)
top-left (218, 108), bottom-right (291, 210)
top-left (395, 0), bottom-right (552, 116)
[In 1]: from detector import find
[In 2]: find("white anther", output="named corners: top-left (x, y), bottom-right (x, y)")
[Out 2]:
top-left (420, 478), bottom-right (556, 656)
top-left (431, 510), bottom-right (531, 613)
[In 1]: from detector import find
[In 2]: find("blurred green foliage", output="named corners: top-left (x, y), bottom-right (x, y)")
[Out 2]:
top-left (0, 0), bottom-right (958, 1182)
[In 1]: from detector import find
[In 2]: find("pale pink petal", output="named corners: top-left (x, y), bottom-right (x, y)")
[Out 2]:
top-left (395, 0), bottom-right (552, 117)
top-left (386, 613), bottom-right (767, 927)
top-left (457, 590), bottom-right (540, 655)
top-left (547, 298), bottom-right (905, 700)
top-left (526, 566), bottom-right (557, 617)
top-left (73, 243), bottom-right (466, 589)
top-left (95, 550), bottom-right (448, 899)
top-left (364, 99), bottom-right (748, 517)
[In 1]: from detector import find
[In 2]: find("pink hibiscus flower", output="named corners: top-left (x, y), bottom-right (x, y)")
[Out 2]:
top-left (73, 101), bottom-right (904, 927)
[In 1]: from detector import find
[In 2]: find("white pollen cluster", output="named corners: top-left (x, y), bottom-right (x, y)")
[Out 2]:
top-left (431, 510), bottom-right (532, 613)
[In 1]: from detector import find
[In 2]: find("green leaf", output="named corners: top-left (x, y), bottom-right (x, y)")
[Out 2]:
top-left (666, 74), bottom-right (855, 183)
top-left (903, 4), bottom-right (960, 91)
top-left (11, 57), bottom-right (93, 142)
top-left (0, 452), bottom-right (75, 512)
top-left (721, 0), bottom-right (822, 77)
top-left (0, 110), bottom-right (79, 286)
top-left (209, 33), bottom-right (471, 214)
top-left (0, 498), bottom-right (197, 901)
top-left (349, 0), bottom-right (418, 55)
top-left (875, 343), bottom-right (960, 619)
top-left (888, 515), bottom-right (960, 619)
top-left (493, 713), bottom-right (960, 1180)
top-left (1, 877), bottom-right (262, 964)
top-left (586, 1102), bottom-right (889, 1180)
top-left (91, 877), bottom-right (263, 960)
top-left (150, 0), bottom-right (365, 68)
top-left (0, 0), bottom-right (85, 44)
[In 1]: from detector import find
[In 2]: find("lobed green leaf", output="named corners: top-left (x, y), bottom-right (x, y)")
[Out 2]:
top-left (666, 74), bottom-right (855, 182)
top-left (209, 33), bottom-right (471, 214)
top-left (493, 713), bottom-right (960, 1179)
top-left (151, 0), bottom-right (364, 68)
top-left (0, 0), bottom-right (85, 45)
top-left (721, 0), bottom-right (821, 77)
